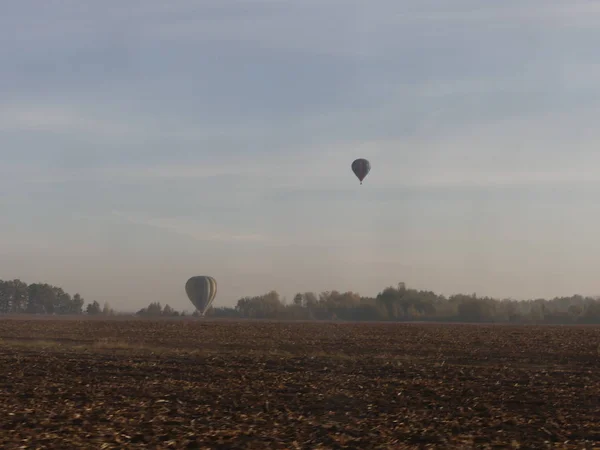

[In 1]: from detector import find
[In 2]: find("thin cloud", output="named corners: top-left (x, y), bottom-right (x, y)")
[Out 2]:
top-left (0, 102), bottom-right (280, 148)
top-left (7, 102), bottom-right (600, 191)
top-left (110, 211), bottom-right (269, 244)
top-left (140, 1), bottom-right (600, 58)
top-left (0, 104), bottom-right (135, 137)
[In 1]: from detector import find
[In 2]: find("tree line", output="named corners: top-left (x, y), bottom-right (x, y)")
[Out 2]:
top-left (0, 279), bottom-right (116, 316)
top-left (4, 278), bottom-right (600, 324)
top-left (203, 282), bottom-right (600, 324)
top-left (139, 282), bottom-right (600, 324)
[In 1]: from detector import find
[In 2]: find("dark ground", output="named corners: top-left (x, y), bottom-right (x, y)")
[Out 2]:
top-left (0, 319), bottom-right (599, 449)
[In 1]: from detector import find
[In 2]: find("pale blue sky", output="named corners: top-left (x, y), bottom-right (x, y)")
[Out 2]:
top-left (2, 1), bottom-right (600, 311)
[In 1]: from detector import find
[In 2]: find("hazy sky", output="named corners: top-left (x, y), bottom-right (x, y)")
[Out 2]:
top-left (3, 1), bottom-right (600, 311)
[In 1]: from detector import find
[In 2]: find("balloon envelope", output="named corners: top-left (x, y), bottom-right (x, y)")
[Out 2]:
top-left (185, 276), bottom-right (217, 316)
top-left (351, 158), bottom-right (371, 184)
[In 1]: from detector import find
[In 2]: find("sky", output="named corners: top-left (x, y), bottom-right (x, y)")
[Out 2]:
top-left (2, 0), bottom-right (600, 311)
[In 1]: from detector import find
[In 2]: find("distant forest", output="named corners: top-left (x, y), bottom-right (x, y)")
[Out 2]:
top-left (0, 279), bottom-right (112, 316)
top-left (3, 279), bottom-right (600, 324)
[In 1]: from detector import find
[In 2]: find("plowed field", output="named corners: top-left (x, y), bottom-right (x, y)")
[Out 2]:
top-left (0, 318), bottom-right (599, 449)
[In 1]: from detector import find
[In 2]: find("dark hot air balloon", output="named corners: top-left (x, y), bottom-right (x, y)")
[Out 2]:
top-left (351, 158), bottom-right (371, 185)
top-left (185, 276), bottom-right (217, 316)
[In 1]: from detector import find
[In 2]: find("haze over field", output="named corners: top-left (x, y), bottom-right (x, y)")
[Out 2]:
top-left (2, 1), bottom-right (600, 311)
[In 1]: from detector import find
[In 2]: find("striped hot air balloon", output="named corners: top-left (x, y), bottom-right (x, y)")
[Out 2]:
top-left (185, 276), bottom-right (217, 316)
top-left (351, 158), bottom-right (371, 185)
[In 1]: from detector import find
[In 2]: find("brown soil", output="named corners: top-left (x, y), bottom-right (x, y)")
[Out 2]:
top-left (0, 319), bottom-right (599, 449)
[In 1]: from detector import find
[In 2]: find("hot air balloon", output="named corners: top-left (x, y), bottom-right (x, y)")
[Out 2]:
top-left (351, 158), bottom-right (371, 185)
top-left (185, 276), bottom-right (217, 316)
